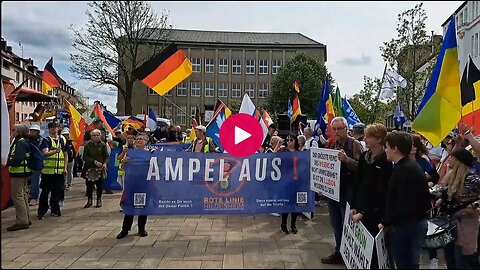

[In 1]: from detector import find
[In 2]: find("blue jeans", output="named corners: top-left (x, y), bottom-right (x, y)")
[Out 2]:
top-left (29, 170), bottom-right (41, 200)
top-left (388, 219), bottom-right (428, 269)
top-left (326, 186), bottom-right (353, 252)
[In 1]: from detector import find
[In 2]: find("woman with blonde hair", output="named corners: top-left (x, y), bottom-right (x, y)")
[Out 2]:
top-left (435, 148), bottom-right (480, 268)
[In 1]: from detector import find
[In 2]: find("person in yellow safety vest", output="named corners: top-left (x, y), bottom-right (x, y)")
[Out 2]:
top-left (117, 134), bottom-right (135, 192)
top-left (183, 129), bottom-right (195, 144)
top-left (6, 124), bottom-right (33, 231)
top-left (187, 125), bottom-right (217, 153)
top-left (37, 121), bottom-right (68, 220)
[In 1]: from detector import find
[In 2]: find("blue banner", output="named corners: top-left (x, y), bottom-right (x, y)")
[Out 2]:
top-left (103, 147), bottom-right (123, 190)
top-left (150, 143), bottom-right (190, 152)
top-left (121, 150), bottom-right (314, 215)
top-left (343, 98), bottom-right (361, 130)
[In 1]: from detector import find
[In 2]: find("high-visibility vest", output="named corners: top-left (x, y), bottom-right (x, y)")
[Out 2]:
top-left (42, 136), bottom-right (66, 174)
top-left (203, 137), bottom-right (213, 153)
top-left (8, 138), bottom-right (31, 174)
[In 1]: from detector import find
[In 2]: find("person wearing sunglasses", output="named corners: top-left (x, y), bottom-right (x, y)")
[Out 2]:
top-left (277, 133), bottom-right (300, 234)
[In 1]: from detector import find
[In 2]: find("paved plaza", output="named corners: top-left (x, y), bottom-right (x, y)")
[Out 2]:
top-left (2, 177), bottom-right (442, 269)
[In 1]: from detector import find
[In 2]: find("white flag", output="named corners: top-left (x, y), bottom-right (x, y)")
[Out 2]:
top-left (1, 83), bottom-right (11, 166)
top-left (239, 94), bottom-right (268, 140)
top-left (379, 67), bottom-right (407, 100)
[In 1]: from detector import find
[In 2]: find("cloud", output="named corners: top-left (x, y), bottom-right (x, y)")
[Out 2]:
top-left (337, 54), bottom-right (372, 66)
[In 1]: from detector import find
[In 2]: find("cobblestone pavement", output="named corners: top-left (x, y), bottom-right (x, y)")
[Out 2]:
top-left (2, 177), bottom-right (443, 269)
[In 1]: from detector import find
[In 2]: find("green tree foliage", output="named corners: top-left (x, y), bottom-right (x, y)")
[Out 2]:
top-left (267, 53), bottom-right (331, 119)
top-left (349, 76), bottom-right (395, 124)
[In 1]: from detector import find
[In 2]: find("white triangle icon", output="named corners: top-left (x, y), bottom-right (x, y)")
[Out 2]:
top-left (234, 126), bottom-right (251, 145)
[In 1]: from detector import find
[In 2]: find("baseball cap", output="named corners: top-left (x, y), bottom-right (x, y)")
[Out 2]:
top-left (195, 125), bottom-right (206, 133)
top-left (145, 128), bottom-right (151, 132)
top-left (352, 123), bottom-right (365, 132)
top-left (61, 128), bottom-right (70, 135)
top-left (29, 124), bottom-right (41, 131)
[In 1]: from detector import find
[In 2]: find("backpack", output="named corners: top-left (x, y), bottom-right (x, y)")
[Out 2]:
top-left (27, 139), bottom-right (45, 171)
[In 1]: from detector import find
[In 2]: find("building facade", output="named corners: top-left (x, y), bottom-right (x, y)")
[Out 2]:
top-left (442, 1), bottom-right (480, 71)
top-left (117, 29), bottom-right (326, 126)
top-left (1, 38), bottom-right (80, 124)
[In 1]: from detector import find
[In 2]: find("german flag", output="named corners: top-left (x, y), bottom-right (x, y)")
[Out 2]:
top-left (293, 81), bottom-right (300, 93)
top-left (133, 43), bottom-right (192, 96)
top-left (122, 116), bottom-right (144, 132)
top-left (291, 82), bottom-right (301, 122)
top-left (42, 57), bottom-right (63, 94)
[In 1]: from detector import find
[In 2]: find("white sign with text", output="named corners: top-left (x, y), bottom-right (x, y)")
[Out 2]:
top-left (310, 147), bottom-right (341, 202)
top-left (375, 229), bottom-right (394, 269)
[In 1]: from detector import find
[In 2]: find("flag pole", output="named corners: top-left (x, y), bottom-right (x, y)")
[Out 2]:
top-left (370, 63), bottom-right (388, 124)
top-left (161, 95), bottom-right (191, 119)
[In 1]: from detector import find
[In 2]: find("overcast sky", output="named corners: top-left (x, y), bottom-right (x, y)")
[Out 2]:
top-left (1, 1), bottom-right (461, 114)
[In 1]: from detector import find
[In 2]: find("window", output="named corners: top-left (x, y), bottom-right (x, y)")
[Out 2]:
top-left (272, 59), bottom-right (282, 74)
top-left (205, 82), bottom-right (215, 97)
top-left (2, 60), bottom-right (10, 70)
top-left (218, 58), bottom-right (228, 74)
top-left (14, 70), bottom-right (20, 82)
top-left (192, 58), bottom-right (201, 73)
top-left (473, 35), bottom-right (476, 57)
top-left (259, 60), bottom-right (268, 75)
top-left (476, 33), bottom-right (479, 57)
top-left (232, 59), bottom-right (241, 74)
top-left (245, 83), bottom-right (255, 98)
top-left (148, 88), bottom-right (156, 95)
top-left (147, 105), bottom-right (158, 115)
top-left (466, 7), bottom-right (469, 23)
top-left (163, 105), bottom-right (172, 119)
top-left (176, 81), bottom-right (187, 96)
top-left (15, 112), bottom-right (19, 123)
top-left (191, 81), bottom-right (201, 97)
top-left (232, 83), bottom-right (241, 98)
top-left (259, 83), bottom-right (269, 98)
top-left (177, 106), bottom-right (187, 125)
top-left (205, 58), bottom-right (214, 73)
top-left (191, 106), bottom-right (197, 118)
top-left (218, 82), bottom-right (228, 97)
top-left (246, 59), bottom-right (255, 74)
top-left (460, 11), bottom-right (464, 27)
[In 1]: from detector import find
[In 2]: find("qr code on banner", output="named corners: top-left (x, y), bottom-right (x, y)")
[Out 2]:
top-left (296, 192), bottom-right (307, 204)
top-left (134, 193), bottom-right (146, 208)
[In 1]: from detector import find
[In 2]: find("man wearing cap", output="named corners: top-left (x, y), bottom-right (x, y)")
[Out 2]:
top-left (6, 124), bottom-right (33, 231)
top-left (187, 125), bottom-right (216, 153)
top-left (28, 124), bottom-right (43, 206)
top-left (38, 122), bottom-right (68, 219)
top-left (352, 123), bottom-right (367, 151)
top-left (62, 128), bottom-right (76, 191)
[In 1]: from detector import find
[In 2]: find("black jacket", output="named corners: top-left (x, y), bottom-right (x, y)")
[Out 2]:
top-left (382, 156), bottom-right (431, 227)
top-left (355, 150), bottom-right (393, 226)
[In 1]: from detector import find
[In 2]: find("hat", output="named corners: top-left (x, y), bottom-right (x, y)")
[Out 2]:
top-left (145, 128), bottom-right (151, 132)
top-left (47, 122), bottom-right (59, 128)
top-left (352, 123), bottom-right (365, 132)
top-left (450, 148), bottom-right (475, 167)
top-left (61, 128), bottom-right (70, 135)
top-left (195, 125), bottom-right (206, 133)
top-left (29, 124), bottom-right (41, 131)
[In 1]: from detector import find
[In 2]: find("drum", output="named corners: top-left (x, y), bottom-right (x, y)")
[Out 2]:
top-left (86, 168), bottom-right (101, 182)
top-left (422, 215), bottom-right (456, 249)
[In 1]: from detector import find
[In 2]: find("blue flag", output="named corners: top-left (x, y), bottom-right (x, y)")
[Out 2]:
top-left (393, 104), bottom-right (406, 128)
top-left (343, 97), bottom-right (361, 130)
top-left (315, 81), bottom-right (331, 136)
top-left (205, 100), bottom-right (232, 151)
top-left (103, 110), bottom-right (121, 130)
top-left (287, 99), bottom-right (293, 119)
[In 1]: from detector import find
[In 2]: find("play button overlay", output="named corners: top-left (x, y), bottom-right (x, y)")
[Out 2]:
top-left (220, 113), bottom-right (264, 157)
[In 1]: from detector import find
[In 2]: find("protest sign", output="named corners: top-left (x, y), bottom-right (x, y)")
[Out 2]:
top-left (121, 150), bottom-right (314, 216)
top-left (103, 147), bottom-right (122, 190)
top-left (375, 229), bottom-right (393, 269)
top-left (310, 147), bottom-right (340, 201)
top-left (340, 202), bottom-right (375, 269)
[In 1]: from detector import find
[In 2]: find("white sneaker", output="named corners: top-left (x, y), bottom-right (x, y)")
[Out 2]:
top-left (429, 258), bottom-right (438, 269)
top-left (270, 213), bottom-right (280, 217)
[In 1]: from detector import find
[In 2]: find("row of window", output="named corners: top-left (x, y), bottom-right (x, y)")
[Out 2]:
top-left (15, 112), bottom-right (29, 123)
top-left (147, 105), bottom-right (187, 125)
top-left (472, 31), bottom-right (480, 58)
top-left (190, 58), bottom-right (282, 75)
top-left (458, 1), bottom-right (480, 28)
top-left (149, 82), bottom-right (270, 98)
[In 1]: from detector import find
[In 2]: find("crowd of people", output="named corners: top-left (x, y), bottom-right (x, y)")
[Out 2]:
top-left (5, 115), bottom-right (480, 269)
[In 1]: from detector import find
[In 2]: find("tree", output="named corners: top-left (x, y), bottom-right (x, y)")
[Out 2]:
top-left (380, 2), bottom-right (440, 120)
top-left (72, 90), bottom-right (89, 114)
top-left (349, 76), bottom-right (395, 124)
top-left (267, 53), bottom-right (331, 119)
top-left (70, 1), bottom-right (171, 115)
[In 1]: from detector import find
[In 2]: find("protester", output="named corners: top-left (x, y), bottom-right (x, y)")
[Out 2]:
top-left (28, 124), bottom-right (43, 206)
top-left (350, 123), bottom-right (392, 269)
top-left (410, 134), bottom-right (440, 187)
top-left (297, 135), bottom-right (306, 151)
top-left (38, 122), bottom-right (68, 219)
top-left (184, 129), bottom-right (194, 143)
top-left (303, 127), bottom-right (318, 150)
top-left (352, 123), bottom-right (367, 151)
top-left (434, 148), bottom-right (480, 269)
top-left (6, 124), bottom-right (33, 231)
top-left (62, 128), bottom-right (76, 191)
top-left (278, 133), bottom-right (301, 234)
top-left (187, 126), bottom-right (216, 153)
top-left (117, 134), bottom-right (135, 191)
top-left (321, 117), bottom-right (363, 265)
top-left (82, 129), bottom-right (109, 208)
top-left (380, 130), bottom-right (431, 269)
top-left (270, 136), bottom-right (285, 152)
top-left (117, 133), bottom-right (152, 239)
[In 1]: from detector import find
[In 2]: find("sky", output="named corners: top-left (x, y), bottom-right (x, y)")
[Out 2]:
top-left (1, 1), bottom-right (461, 114)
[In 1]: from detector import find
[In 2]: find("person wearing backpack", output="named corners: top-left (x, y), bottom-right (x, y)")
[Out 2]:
top-left (37, 121), bottom-right (68, 219)
top-left (6, 124), bottom-right (33, 231)
top-left (27, 124), bottom-right (44, 206)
